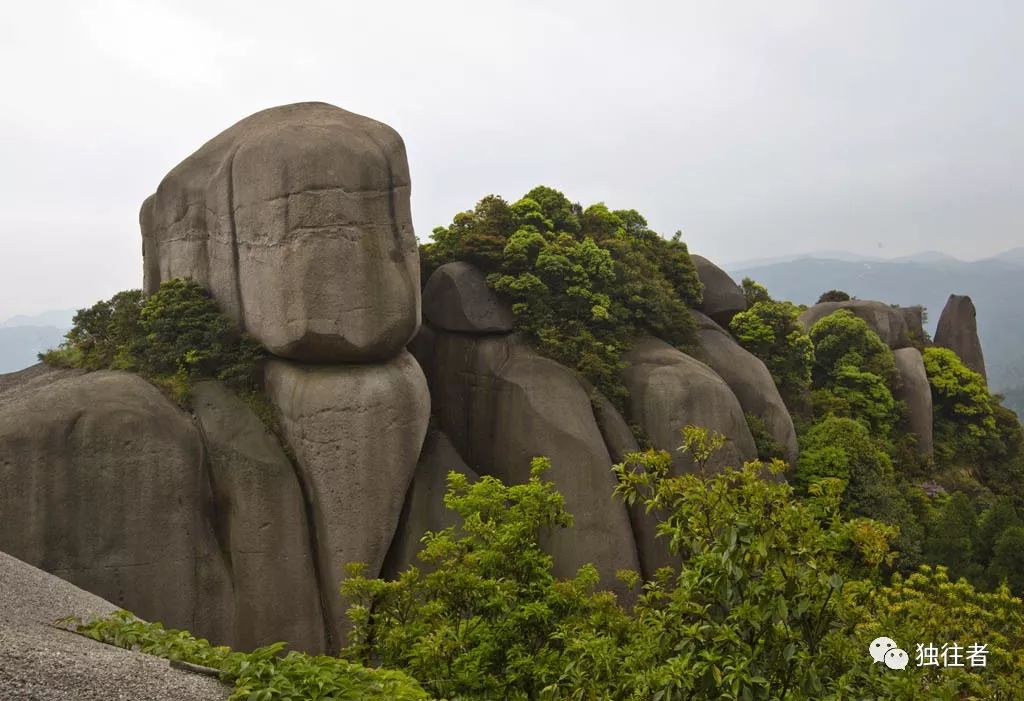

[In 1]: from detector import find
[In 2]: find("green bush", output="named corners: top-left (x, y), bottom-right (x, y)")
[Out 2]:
top-left (729, 297), bottom-right (814, 414)
top-left (41, 279), bottom-right (264, 405)
top-left (817, 289), bottom-right (851, 303)
top-left (423, 186), bottom-right (703, 406)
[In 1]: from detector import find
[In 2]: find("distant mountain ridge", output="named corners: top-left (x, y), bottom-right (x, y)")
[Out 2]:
top-left (724, 249), bottom-right (1024, 412)
top-left (0, 310), bottom-right (75, 374)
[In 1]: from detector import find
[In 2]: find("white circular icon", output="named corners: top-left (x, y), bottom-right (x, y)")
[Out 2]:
top-left (884, 648), bottom-right (909, 670)
top-left (869, 637), bottom-right (897, 663)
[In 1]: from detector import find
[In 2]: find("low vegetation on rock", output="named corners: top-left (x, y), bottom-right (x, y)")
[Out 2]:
top-left (421, 186), bottom-right (704, 405)
top-left (40, 278), bottom-right (264, 405)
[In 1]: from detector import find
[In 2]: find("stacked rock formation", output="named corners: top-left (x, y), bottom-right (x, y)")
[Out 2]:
top-left (0, 103), bottom-right (431, 654)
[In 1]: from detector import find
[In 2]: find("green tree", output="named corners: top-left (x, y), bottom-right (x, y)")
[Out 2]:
top-left (988, 526), bottom-right (1024, 593)
top-left (808, 310), bottom-right (899, 390)
top-left (729, 299), bottom-right (814, 414)
top-left (42, 290), bottom-right (144, 370)
top-left (923, 347), bottom-right (997, 464)
top-left (817, 290), bottom-right (851, 303)
top-left (975, 497), bottom-right (1022, 566)
top-left (923, 493), bottom-right (979, 578)
top-left (342, 458), bottom-right (620, 700)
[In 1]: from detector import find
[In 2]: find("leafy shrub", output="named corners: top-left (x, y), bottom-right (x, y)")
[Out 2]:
top-left (423, 186), bottom-right (703, 405)
top-left (817, 289), bottom-right (852, 303)
top-left (923, 347), bottom-right (997, 463)
top-left (61, 611), bottom-right (430, 701)
top-left (41, 290), bottom-right (144, 370)
top-left (729, 297), bottom-right (814, 414)
top-left (41, 279), bottom-right (264, 404)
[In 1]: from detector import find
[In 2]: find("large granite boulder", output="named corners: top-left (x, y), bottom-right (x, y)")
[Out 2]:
top-left (798, 300), bottom-right (912, 349)
top-left (421, 331), bottom-right (640, 597)
top-left (265, 352), bottom-right (430, 649)
top-left (423, 262), bottom-right (514, 333)
top-left (381, 430), bottom-right (479, 577)
top-left (691, 312), bottom-right (798, 465)
top-left (582, 383), bottom-right (676, 578)
top-left (191, 381), bottom-right (324, 652)
top-left (0, 550), bottom-right (229, 700)
top-left (141, 102), bottom-right (420, 364)
top-left (934, 294), bottom-right (987, 381)
top-left (0, 367), bottom-right (233, 644)
top-left (892, 349), bottom-right (934, 457)
top-left (691, 254), bottom-right (746, 326)
top-left (622, 337), bottom-right (757, 473)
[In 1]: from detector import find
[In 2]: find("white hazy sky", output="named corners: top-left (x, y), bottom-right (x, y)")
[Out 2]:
top-left (1, 1), bottom-right (1021, 319)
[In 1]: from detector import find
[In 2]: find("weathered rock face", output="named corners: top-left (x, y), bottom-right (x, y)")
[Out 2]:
top-left (798, 300), bottom-right (912, 349)
top-left (622, 337), bottom-right (757, 473)
top-left (420, 330), bottom-right (640, 597)
top-left (264, 352), bottom-right (430, 649)
top-left (901, 305), bottom-right (926, 344)
top-left (0, 368), bottom-right (233, 643)
top-left (141, 102), bottom-right (420, 363)
top-left (934, 294), bottom-right (987, 381)
top-left (423, 262), bottom-right (514, 333)
top-left (691, 254), bottom-right (746, 326)
top-left (0, 550), bottom-right (230, 701)
top-left (892, 349), bottom-right (934, 457)
top-left (691, 312), bottom-right (798, 465)
top-left (382, 429), bottom-right (479, 577)
top-left (191, 381), bottom-right (324, 652)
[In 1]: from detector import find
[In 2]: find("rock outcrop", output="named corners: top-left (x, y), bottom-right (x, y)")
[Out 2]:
top-left (382, 430), bottom-right (479, 577)
top-left (0, 368), bottom-right (233, 643)
top-left (141, 102), bottom-right (420, 363)
top-left (691, 254), bottom-right (746, 326)
top-left (934, 294), bottom-right (987, 381)
top-left (0, 550), bottom-right (230, 700)
top-left (264, 352), bottom-right (430, 648)
top-left (191, 381), bottom-right (324, 652)
top-left (622, 336), bottom-right (757, 473)
top-left (691, 311), bottom-right (798, 465)
top-left (422, 261), bottom-right (514, 333)
top-left (420, 329), bottom-right (641, 596)
top-left (798, 300), bottom-right (913, 349)
top-left (892, 349), bottom-right (934, 457)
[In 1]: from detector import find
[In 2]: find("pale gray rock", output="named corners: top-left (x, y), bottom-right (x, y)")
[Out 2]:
top-left (0, 550), bottom-right (229, 700)
top-left (0, 370), bottom-right (233, 645)
top-left (691, 311), bottom-right (798, 465)
top-left (191, 380), bottom-right (325, 652)
top-left (381, 429), bottom-right (479, 577)
top-left (264, 351), bottom-right (430, 649)
top-left (423, 262), bottom-right (514, 333)
top-left (621, 336), bottom-right (757, 474)
top-left (892, 348), bottom-right (934, 457)
top-left (691, 254), bottom-right (746, 326)
top-left (934, 294), bottom-right (987, 381)
top-left (798, 300), bottom-right (911, 349)
top-left (422, 331), bottom-right (641, 598)
top-left (142, 102), bottom-right (420, 363)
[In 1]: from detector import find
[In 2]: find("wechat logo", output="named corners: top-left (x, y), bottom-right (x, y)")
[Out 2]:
top-left (870, 637), bottom-right (909, 670)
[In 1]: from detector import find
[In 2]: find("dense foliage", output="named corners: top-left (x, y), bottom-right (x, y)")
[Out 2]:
top-left (41, 278), bottom-right (263, 404)
top-left (817, 290), bottom-right (852, 303)
top-left (422, 186), bottom-right (703, 404)
top-left (728, 285), bottom-right (814, 415)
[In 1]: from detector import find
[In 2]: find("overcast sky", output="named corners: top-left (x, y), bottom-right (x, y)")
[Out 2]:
top-left (1, 1), bottom-right (1021, 320)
